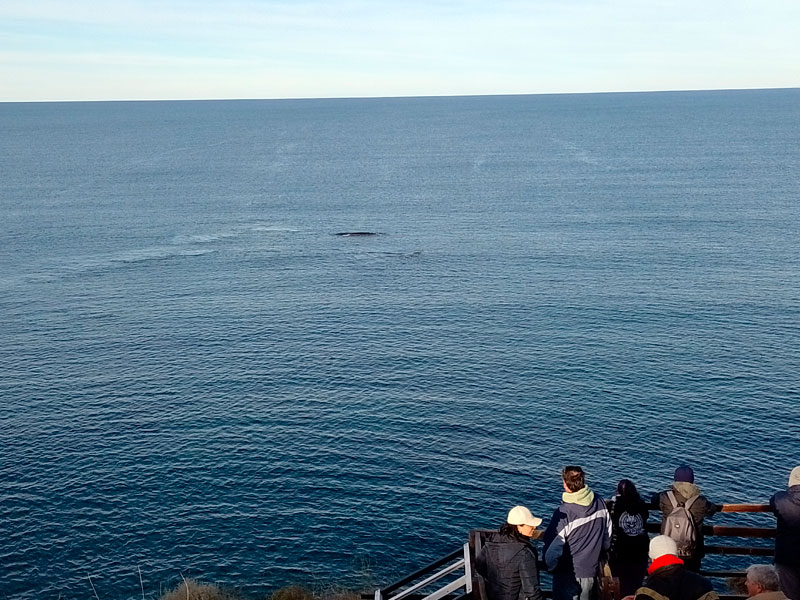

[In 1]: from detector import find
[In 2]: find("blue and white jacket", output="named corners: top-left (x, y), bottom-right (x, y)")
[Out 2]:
top-left (542, 486), bottom-right (612, 578)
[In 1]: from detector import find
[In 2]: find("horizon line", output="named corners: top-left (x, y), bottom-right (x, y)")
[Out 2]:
top-left (2, 85), bottom-right (798, 105)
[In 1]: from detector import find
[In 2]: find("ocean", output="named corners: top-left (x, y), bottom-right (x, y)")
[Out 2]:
top-left (1, 89), bottom-right (799, 599)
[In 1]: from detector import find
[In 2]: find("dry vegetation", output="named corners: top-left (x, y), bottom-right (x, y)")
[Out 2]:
top-left (157, 580), bottom-right (365, 600)
top-left (160, 579), bottom-right (242, 600)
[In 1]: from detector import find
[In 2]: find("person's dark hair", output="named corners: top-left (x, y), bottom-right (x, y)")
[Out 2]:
top-left (499, 522), bottom-right (531, 541)
top-left (562, 466), bottom-right (585, 493)
top-left (614, 478), bottom-right (643, 513)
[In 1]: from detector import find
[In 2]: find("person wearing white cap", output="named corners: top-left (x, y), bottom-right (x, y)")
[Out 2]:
top-left (770, 466), bottom-right (800, 600)
top-left (632, 535), bottom-right (718, 600)
top-left (476, 506), bottom-right (544, 600)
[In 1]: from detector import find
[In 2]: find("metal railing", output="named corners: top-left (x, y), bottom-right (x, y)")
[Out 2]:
top-left (374, 543), bottom-right (473, 600)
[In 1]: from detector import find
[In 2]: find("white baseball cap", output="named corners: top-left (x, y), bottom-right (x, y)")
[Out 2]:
top-left (507, 505), bottom-right (543, 528)
top-left (789, 466), bottom-right (800, 487)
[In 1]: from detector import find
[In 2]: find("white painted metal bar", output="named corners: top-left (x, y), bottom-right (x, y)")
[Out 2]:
top-left (462, 543), bottom-right (473, 594)
top-left (388, 559), bottom-right (465, 600)
top-left (421, 576), bottom-right (467, 600)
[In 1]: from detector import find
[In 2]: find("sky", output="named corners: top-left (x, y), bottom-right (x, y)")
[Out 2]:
top-left (1, 0), bottom-right (799, 102)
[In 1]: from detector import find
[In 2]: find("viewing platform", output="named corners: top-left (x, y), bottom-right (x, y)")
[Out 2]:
top-left (369, 502), bottom-right (775, 600)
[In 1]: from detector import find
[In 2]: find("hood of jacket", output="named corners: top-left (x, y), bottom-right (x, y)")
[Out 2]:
top-left (483, 531), bottom-right (535, 565)
top-left (673, 481), bottom-right (700, 499)
top-left (562, 485), bottom-right (595, 507)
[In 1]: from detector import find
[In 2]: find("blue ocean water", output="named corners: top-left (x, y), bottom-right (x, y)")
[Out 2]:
top-left (1, 90), bottom-right (799, 600)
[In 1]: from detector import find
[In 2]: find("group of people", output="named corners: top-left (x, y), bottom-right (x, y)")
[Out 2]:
top-left (475, 465), bottom-right (800, 600)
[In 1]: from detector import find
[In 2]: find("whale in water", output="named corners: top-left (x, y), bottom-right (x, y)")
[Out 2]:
top-left (334, 231), bottom-right (379, 237)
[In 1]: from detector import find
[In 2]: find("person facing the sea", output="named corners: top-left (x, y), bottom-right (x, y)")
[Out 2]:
top-left (476, 506), bottom-right (544, 600)
top-left (745, 565), bottom-right (788, 600)
top-left (609, 479), bottom-right (650, 597)
top-left (652, 465), bottom-right (720, 571)
top-left (543, 466), bottom-right (612, 600)
top-left (633, 536), bottom-right (718, 600)
top-left (770, 466), bottom-right (800, 600)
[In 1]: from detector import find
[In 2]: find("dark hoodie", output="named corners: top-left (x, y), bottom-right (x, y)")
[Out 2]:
top-left (476, 530), bottom-right (543, 600)
top-left (770, 483), bottom-right (800, 566)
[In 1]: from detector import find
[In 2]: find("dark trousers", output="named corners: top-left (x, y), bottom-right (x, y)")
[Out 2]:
top-left (610, 560), bottom-right (648, 597)
top-left (776, 563), bottom-right (800, 600)
top-left (552, 573), bottom-right (597, 600)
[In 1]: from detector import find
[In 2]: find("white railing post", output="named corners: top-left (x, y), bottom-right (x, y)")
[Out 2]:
top-left (463, 542), bottom-right (473, 594)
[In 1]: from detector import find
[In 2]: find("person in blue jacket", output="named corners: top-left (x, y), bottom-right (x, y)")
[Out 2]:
top-left (770, 466), bottom-right (800, 600)
top-left (543, 466), bottom-right (612, 600)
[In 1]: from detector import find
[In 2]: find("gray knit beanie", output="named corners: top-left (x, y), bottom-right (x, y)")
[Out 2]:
top-left (649, 535), bottom-right (678, 560)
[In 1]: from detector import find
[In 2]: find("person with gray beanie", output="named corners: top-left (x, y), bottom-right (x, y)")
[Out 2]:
top-left (652, 465), bottom-right (721, 571)
top-left (633, 536), bottom-right (718, 600)
top-left (770, 466), bottom-right (800, 600)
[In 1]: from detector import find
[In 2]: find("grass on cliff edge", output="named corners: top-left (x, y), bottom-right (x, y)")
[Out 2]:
top-left (160, 580), bottom-right (364, 600)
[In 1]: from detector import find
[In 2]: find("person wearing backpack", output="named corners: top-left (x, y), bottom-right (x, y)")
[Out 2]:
top-left (652, 465), bottom-right (720, 572)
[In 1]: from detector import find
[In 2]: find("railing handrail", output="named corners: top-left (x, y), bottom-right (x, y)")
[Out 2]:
top-left (719, 503), bottom-right (771, 513)
top-left (375, 544), bottom-right (473, 600)
top-left (387, 559), bottom-right (465, 600)
top-left (381, 548), bottom-right (464, 596)
top-left (643, 522), bottom-right (776, 537)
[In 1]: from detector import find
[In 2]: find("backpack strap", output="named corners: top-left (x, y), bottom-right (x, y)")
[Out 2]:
top-left (684, 494), bottom-right (700, 510)
top-left (666, 490), bottom-right (679, 508)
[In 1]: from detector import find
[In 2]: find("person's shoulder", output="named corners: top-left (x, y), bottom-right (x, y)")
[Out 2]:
top-left (635, 586), bottom-right (670, 600)
top-left (652, 490), bottom-right (668, 502)
top-left (695, 493), bottom-right (713, 505)
top-left (484, 531), bottom-right (503, 543)
top-left (771, 489), bottom-right (788, 502)
top-left (551, 504), bottom-right (570, 519)
top-left (590, 494), bottom-right (611, 514)
top-left (684, 569), bottom-right (715, 591)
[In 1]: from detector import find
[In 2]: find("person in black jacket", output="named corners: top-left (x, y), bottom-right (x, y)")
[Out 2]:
top-left (477, 506), bottom-right (544, 600)
top-left (634, 535), bottom-right (719, 600)
top-left (770, 466), bottom-right (800, 600)
top-left (609, 479), bottom-right (650, 597)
